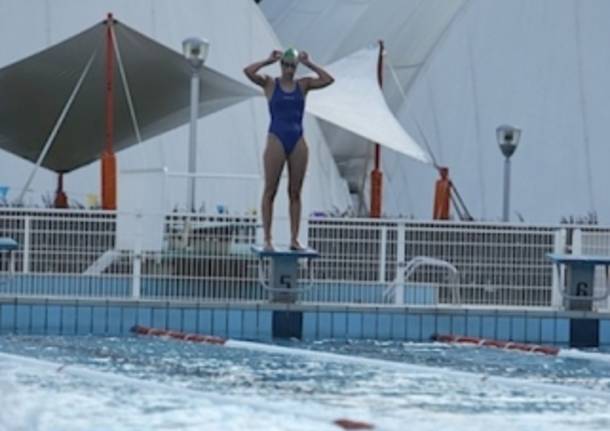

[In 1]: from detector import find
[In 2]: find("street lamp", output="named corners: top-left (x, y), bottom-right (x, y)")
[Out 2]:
top-left (182, 37), bottom-right (210, 212)
top-left (496, 125), bottom-right (521, 222)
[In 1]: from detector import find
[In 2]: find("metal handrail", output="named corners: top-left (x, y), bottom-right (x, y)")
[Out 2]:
top-left (384, 256), bottom-right (460, 305)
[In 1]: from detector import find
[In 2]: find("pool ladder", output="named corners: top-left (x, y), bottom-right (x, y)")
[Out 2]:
top-left (383, 256), bottom-right (460, 305)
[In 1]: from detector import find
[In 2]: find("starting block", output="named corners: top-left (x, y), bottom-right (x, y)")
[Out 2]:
top-left (0, 237), bottom-right (18, 285)
top-left (251, 245), bottom-right (319, 303)
top-left (547, 253), bottom-right (610, 311)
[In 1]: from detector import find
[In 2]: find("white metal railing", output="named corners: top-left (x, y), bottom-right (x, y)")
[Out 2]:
top-left (2, 208), bottom-right (608, 308)
top-left (306, 219), bottom-right (558, 307)
top-left (383, 256), bottom-right (460, 305)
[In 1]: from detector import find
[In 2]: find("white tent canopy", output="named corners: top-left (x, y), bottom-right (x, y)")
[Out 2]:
top-left (263, 0), bottom-right (465, 211)
top-left (306, 46), bottom-right (430, 164)
top-left (0, 0), bottom-right (352, 234)
top-left (0, 18), bottom-right (258, 173)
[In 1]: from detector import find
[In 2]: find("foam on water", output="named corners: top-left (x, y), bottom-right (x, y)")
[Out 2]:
top-left (2, 336), bottom-right (610, 430)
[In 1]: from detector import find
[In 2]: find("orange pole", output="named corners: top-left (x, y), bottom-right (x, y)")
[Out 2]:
top-left (101, 12), bottom-right (117, 210)
top-left (370, 40), bottom-right (384, 218)
top-left (54, 173), bottom-right (68, 208)
top-left (433, 166), bottom-right (451, 220)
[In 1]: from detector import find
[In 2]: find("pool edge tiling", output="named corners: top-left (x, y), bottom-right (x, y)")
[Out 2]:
top-left (1, 297), bottom-right (608, 347)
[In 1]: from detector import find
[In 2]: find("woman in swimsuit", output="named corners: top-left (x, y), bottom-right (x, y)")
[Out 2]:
top-left (244, 48), bottom-right (334, 250)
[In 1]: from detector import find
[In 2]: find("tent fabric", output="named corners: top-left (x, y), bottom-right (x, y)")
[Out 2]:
top-left (262, 0), bottom-right (467, 109)
top-left (0, 0), bottom-right (353, 225)
top-left (0, 18), bottom-right (258, 173)
top-left (305, 46), bottom-right (430, 164)
top-left (262, 0), bottom-right (465, 203)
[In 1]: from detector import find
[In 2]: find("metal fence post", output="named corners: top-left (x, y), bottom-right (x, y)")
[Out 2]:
top-left (132, 212), bottom-right (143, 299)
top-left (551, 228), bottom-right (567, 308)
top-left (378, 226), bottom-right (387, 283)
top-left (23, 216), bottom-right (31, 274)
top-left (395, 223), bottom-right (406, 304)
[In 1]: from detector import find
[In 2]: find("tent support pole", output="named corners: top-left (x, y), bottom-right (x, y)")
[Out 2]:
top-left (17, 52), bottom-right (96, 206)
top-left (370, 40), bottom-right (384, 218)
top-left (101, 12), bottom-right (117, 210)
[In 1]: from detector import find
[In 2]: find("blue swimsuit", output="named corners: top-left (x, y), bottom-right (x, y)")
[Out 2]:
top-left (268, 79), bottom-right (305, 155)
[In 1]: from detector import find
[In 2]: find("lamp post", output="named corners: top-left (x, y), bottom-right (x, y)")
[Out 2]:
top-left (182, 37), bottom-right (210, 212)
top-left (496, 125), bottom-right (521, 222)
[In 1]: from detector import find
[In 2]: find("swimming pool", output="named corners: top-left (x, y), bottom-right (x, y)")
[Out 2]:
top-left (2, 336), bottom-right (610, 430)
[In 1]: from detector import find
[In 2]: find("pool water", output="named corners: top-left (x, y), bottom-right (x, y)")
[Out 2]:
top-left (1, 336), bottom-right (610, 430)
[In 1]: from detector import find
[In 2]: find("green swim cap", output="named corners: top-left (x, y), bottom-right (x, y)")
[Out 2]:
top-left (282, 48), bottom-right (299, 63)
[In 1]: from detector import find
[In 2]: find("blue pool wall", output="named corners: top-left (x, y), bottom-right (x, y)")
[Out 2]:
top-left (1, 298), bottom-right (608, 347)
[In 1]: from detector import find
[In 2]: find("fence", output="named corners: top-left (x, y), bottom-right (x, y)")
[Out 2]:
top-left (0, 208), bottom-right (608, 308)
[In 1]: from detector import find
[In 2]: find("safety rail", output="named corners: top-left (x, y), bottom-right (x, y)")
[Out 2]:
top-left (383, 256), bottom-right (460, 305)
top-left (1, 208), bottom-right (608, 309)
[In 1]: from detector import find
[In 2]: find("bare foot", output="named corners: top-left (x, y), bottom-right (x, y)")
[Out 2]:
top-left (264, 240), bottom-right (274, 252)
top-left (290, 241), bottom-right (305, 251)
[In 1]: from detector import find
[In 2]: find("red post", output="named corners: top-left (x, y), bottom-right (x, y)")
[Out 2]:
top-left (101, 12), bottom-right (117, 210)
top-left (433, 167), bottom-right (451, 220)
top-left (54, 173), bottom-right (68, 208)
top-left (370, 40), bottom-right (384, 218)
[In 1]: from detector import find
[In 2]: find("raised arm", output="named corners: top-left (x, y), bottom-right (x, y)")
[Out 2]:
top-left (298, 51), bottom-right (334, 94)
top-left (243, 50), bottom-right (282, 89)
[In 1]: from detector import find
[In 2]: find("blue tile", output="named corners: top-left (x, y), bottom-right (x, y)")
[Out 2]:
top-left (152, 308), bottom-right (168, 329)
top-left (1, 304), bottom-right (15, 333)
top-left (511, 317), bottom-right (526, 342)
top-left (61, 306), bottom-right (77, 335)
top-left (555, 319), bottom-right (569, 344)
top-left (212, 310), bottom-right (228, 337)
top-left (525, 317), bottom-right (541, 343)
top-left (107, 307), bottom-right (122, 335)
top-left (242, 310), bottom-right (259, 340)
top-left (136, 307), bottom-right (152, 328)
top-left (227, 310), bottom-right (243, 338)
top-left (317, 312), bottom-right (332, 339)
top-left (181, 309), bottom-right (198, 334)
top-left (362, 313), bottom-right (377, 339)
top-left (15, 305), bottom-right (31, 334)
top-left (31, 305), bottom-right (48, 334)
top-left (466, 315), bottom-right (482, 337)
top-left (75, 306), bottom-right (93, 335)
top-left (167, 309), bottom-right (183, 331)
top-left (122, 308), bottom-right (139, 335)
top-left (257, 310), bottom-right (273, 341)
top-left (540, 318), bottom-right (556, 344)
top-left (451, 315), bottom-right (466, 336)
top-left (599, 320), bottom-right (610, 346)
top-left (406, 315), bottom-right (420, 340)
top-left (197, 309), bottom-right (213, 334)
top-left (302, 312), bottom-right (318, 340)
top-left (347, 312), bottom-right (363, 339)
top-left (91, 306), bottom-right (107, 335)
top-left (421, 315), bottom-right (436, 341)
top-left (391, 314), bottom-right (406, 340)
top-left (331, 312), bottom-right (348, 339)
top-left (435, 315), bottom-right (451, 337)
top-left (497, 317), bottom-right (511, 340)
top-left (481, 316), bottom-right (497, 339)
top-left (46, 305), bottom-right (62, 335)
top-left (378, 314), bottom-right (392, 340)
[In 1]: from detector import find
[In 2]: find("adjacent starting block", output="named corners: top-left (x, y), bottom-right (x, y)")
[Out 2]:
top-left (251, 245), bottom-right (320, 303)
top-left (547, 253), bottom-right (610, 311)
top-left (0, 238), bottom-right (18, 252)
top-left (0, 237), bottom-right (18, 285)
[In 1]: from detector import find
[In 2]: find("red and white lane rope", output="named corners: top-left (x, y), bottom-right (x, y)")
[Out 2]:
top-left (131, 325), bottom-right (226, 345)
top-left (431, 334), bottom-right (560, 356)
